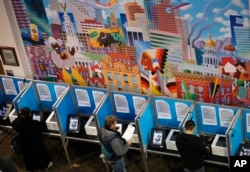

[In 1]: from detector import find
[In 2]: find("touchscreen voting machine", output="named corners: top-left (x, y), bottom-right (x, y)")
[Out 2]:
top-left (67, 115), bottom-right (81, 133)
top-left (149, 128), bottom-right (166, 149)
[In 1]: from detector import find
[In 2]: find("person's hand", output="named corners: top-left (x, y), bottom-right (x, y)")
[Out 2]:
top-left (126, 139), bottom-right (132, 146)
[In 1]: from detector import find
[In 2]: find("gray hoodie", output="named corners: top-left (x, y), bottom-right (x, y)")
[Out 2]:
top-left (100, 128), bottom-right (129, 160)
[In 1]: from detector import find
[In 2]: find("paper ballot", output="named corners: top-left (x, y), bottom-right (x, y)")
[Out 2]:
top-left (122, 124), bottom-right (135, 141)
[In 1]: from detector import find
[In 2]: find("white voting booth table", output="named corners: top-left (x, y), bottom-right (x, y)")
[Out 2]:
top-left (0, 75), bottom-right (30, 128)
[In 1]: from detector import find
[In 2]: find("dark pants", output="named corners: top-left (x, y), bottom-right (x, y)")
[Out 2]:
top-left (107, 157), bottom-right (126, 172)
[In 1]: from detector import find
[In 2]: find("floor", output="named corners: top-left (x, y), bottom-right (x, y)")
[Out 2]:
top-left (0, 128), bottom-right (230, 172)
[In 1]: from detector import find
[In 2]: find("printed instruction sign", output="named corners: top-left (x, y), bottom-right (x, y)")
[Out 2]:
top-left (175, 102), bottom-right (189, 121)
top-left (219, 108), bottom-right (234, 127)
top-left (36, 83), bottom-right (52, 101)
top-left (201, 105), bottom-right (217, 125)
top-left (92, 91), bottom-right (105, 107)
top-left (132, 96), bottom-right (146, 115)
top-left (17, 81), bottom-right (27, 92)
top-left (155, 100), bottom-right (171, 119)
top-left (75, 89), bottom-right (91, 107)
top-left (114, 94), bottom-right (129, 113)
top-left (54, 85), bottom-right (66, 99)
top-left (247, 113), bottom-right (250, 132)
top-left (1, 77), bottom-right (17, 95)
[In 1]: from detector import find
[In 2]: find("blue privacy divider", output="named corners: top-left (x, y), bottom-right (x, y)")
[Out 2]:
top-left (53, 87), bottom-right (76, 135)
top-left (0, 75), bottom-right (30, 104)
top-left (195, 102), bottom-right (239, 135)
top-left (136, 97), bottom-right (154, 149)
top-left (110, 91), bottom-right (149, 121)
top-left (152, 96), bottom-right (194, 128)
top-left (33, 80), bottom-right (68, 110)
top-left (242, 108), bottom-right (250, 139)
top-left (227, 110), bottom-right (243, 156)
top-left (70, 85), bottom-right (108, 116)
top-left (95, 93), bottom-right (113, 128)
top-left (17, 82), bottom-right (40, 111)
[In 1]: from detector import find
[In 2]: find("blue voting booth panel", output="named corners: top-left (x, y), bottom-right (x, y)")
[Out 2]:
top-left (53, 87), bottom-right (76, 135)
top-left (17, 83), bottom-right (40, 111)
top-left (152, 96), bottom-right (194, 128)
top-left (228, 111), bottom-right (243, 156)
top-left (0, 75), bottom-right (30, 104)
top-left (195, 102), bottom-right (238, 135)
top-left (242, 109), bottom-right (250, 140)
top-left (34, 81), bottom-right (68, 110)
top-left (71, 86), bottom-right (107, 115)
top-left (136, 97), bottom-right (154, 149)
top-left (109, 91), bottom-right (149, 121)
top-left (95, 93), bottom-right (113, 128)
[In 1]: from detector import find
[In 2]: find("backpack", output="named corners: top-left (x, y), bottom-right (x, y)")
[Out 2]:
top-left (101, 134), bottom-right (119, 159)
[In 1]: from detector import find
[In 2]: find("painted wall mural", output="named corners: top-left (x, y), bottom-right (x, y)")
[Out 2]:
top-left (11, 0), bottom-right (250, 107)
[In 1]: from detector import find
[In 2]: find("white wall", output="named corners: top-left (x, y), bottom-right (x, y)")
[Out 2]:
top-left (0, 0), bottom-right (32, 78)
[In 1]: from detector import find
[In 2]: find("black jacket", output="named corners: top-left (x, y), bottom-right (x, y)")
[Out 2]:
top-left (11, 116), bottom-right (51, 171)
top-left (176, 133), bottom-right (208, 170)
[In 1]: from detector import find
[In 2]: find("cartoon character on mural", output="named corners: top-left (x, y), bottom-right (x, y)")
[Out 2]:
top-left (45, 36), bottom-right (86, 86)
top-left (88, 28), bottom-right (125, 48)
top-left (140, 49), bottom-right (169, 95)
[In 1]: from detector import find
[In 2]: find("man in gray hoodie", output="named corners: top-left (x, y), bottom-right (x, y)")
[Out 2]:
top-left (100, 115), bottom-right (132, 172)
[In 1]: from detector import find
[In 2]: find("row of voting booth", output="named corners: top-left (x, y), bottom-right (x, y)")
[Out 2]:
top-left (1, 75), bottom-right (250, 172)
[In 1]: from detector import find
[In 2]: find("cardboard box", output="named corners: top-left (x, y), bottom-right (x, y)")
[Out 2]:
top-left (84, 115), bottom-right (97, 136)
top-left (211, 134), bottom-right (228, 157)
top-left (165, 129), bottom-right (179, 151)
top-left (9, 109), bottom-right (18, 123)
top-left (46, 111), bottom-right (59, 131)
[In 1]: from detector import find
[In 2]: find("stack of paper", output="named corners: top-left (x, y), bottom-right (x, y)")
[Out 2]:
top-left (122, 124), bottom-right (135, 141)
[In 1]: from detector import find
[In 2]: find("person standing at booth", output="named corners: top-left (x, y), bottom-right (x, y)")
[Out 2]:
top-left (175, 120), bottom-right (209, 172)
top-left (100, 115), bottom-right (132, 172)
top-left (11, 107), bottom-right (52, 172)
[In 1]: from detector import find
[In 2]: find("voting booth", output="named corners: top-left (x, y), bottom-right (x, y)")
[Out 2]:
top-left (53, 85), bottom-right (108, 142)
top-left (11, 80), bottom-right (69, 135)
top-left (95, 90), bottom-right (149, 149)
top-left (228, 108), bottom-right (250, 160)
top-left (193, 102), bottom-right (240, 166)
top-left (135, 96), bottom-right (194, 172)
top-left (0, 75), bottom-right (30, 127)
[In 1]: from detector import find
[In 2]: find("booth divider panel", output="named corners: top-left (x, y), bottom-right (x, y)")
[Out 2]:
top-left (54, 89), bottom-right (76, 135)
top-left (18, 83), bottom-right (40, 111)
top-left (228, 112), bottom-right (243, 156)
top-left (95, 94), bottom-right (113, 128)
top-left (196, 103), bottom-right (238, 135)
top-left (137, 99), bottom-right (154, 149)
top-left (110, 91), bottom-right (148, 121)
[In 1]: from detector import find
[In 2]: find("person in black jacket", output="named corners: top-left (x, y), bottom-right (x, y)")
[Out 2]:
top-left (100, 115), bottom-right (132, 172)
top-left (11, 107), bottom-right (52, 172)
top-left (175, 120), bottom-right (209, 172)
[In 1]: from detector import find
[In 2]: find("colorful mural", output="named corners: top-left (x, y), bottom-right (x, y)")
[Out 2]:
top-left (11, 0), bottom-right (250, 107)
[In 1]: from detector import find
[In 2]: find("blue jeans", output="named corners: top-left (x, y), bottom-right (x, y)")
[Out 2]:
top-left (184, 166), bottom-right (205, 172)
top-left (107, 157), bottom-right (126, 172)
